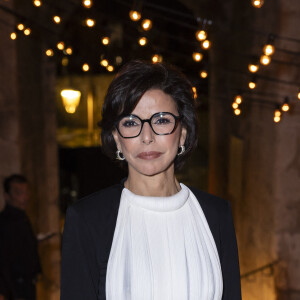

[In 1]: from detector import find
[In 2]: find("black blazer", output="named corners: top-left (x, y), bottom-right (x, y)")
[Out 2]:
top-left (61, 182), bottom-right (241, 300)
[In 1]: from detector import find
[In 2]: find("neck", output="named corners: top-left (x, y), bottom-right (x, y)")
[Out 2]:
top-left (124, 167), bottom-right (181, 197)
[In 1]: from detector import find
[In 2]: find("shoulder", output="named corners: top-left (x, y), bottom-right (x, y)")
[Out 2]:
top-left (0, 204), bottom-right (27, 221)
top-left (188, 186), bottom-right (229, 214)
top-left (66, 183), bottom-right (123, 226)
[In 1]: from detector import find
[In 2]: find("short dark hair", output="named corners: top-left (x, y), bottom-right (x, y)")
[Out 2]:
top-left (100, 60), bottom-right (198, 170)
top-left (3, 174), bottom-right (28, 194)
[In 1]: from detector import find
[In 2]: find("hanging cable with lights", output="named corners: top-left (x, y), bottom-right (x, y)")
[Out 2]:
top-left (141, 19), bottom-right (152, 31)
top-left (251, 0), bottom-right (264, 8)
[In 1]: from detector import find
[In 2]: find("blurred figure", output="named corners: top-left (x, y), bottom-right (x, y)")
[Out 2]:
top-left (0, 175), bottom-right (41, 300)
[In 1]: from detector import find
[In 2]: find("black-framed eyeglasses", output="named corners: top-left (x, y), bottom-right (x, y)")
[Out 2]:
top-left (115, 112), bottom-right (182, 138)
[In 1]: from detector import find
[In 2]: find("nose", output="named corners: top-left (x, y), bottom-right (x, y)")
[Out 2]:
top-left (140, 121), bottom-right (154, 144)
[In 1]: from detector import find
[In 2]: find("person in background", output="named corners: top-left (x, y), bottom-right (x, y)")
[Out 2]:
top-left (0, 175), bottom-right (41, 300)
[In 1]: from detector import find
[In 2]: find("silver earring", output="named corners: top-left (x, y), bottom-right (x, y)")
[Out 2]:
top-left (116, 150), bottom-right (125, 160)
top-left (177, 145), bottom-right (185, 156)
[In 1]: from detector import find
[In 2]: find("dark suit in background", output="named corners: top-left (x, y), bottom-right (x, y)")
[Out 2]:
top-left (0, 204), bottom-right (41, 300)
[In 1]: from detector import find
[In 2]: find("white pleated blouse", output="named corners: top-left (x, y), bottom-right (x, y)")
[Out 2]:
top-left (106, 183), bottom-right (223, 300)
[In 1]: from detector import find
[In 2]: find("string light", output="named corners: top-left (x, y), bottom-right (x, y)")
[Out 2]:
top-left (17, 23), bottom-right (24, 31)
top-left (24, 28), bottom-right (31, 35)
top-left (249, 80), bottom-right (256, 89)
top-left (100, 59), bottom-right (109, 67)
top-left (152, 54), bottom-right (163, 63)
top-left (298, 91), bottom-right (300, 100)
top-left (86, 18), bottom-right (95, 27)
top-left (33, 0), bottom-right (41, 7)
top-left (82, 63), bottom-right (89, 72)
top-left (62, 57), bottom-right (68, 66)
top-left (281, 98), bottom-right (290, 112)
top-left (102, 37), bottom-right (110, 45)
top-left (248, 63), bottom-right (259, 73)
top-left (195, 30), bottom-right (207, 41)
top-left (252, 0), bottom-right (264, 7)
top-left (129, 10), bottom-right (141, 21)
top-left (234, 108), bottom-right (241, 115)
top-left (200, 70), bottom-right (208, 78)
top-left (192, 87), bottom-right (197, 99)
top-left (65, 47), bottom-right (73, 55)
top-left (234, 95), bottom-right (243, 104)
top-left (260, 54), bottom-right (271, 65)
top-left (192, 52), bottom-right (203, 62)
top-left (274, 107), bottom-right (281, 123)
top-left (232, 102), bottom-right (239, 109)
top-left (10, 32), bottom-right (17, 40)
top-left (83, 0), bottom-right (92, 8)
top-left (139, 37), bottom-right (147, 46)
top-left (107, 65), bottom-right (114, 72)
top-left (202, 40), bottom-right (211, 49)
top-left (263, 44), bottom-right (275, 56)
top-left (46, 49), bottom-right (54, 56)
top-left (57, 42), bottom-right (65, 50)
top-left (115, 56), bottom-right (122, 65)
top-left (53, 16), bottom-right (61, 24)
top-left (141, 19), bottom-right (152, 31)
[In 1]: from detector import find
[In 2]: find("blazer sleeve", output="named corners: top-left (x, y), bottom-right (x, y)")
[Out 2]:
top-left (61, 205), bottom-right (99, 300)
top-left (220, 201), bottom-right (242, 300)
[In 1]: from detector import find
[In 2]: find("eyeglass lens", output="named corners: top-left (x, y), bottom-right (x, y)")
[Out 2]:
top-left (118, 113), bottom-right (177, 137)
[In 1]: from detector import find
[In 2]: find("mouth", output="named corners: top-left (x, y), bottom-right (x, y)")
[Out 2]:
top-left (137, 151), bottom-right (163, 160)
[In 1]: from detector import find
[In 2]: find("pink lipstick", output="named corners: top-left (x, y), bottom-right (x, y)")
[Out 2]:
top-left (137, 151), bottom-right (162, 160)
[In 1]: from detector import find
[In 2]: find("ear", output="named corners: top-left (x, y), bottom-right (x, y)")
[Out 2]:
top-left (179, 126), bottom-right (187, 146)
top-left (112, 129), bottom-right (122, 151)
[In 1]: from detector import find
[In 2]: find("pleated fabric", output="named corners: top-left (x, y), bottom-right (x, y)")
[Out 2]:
top-left (106, 183), bottom-right (223, 300)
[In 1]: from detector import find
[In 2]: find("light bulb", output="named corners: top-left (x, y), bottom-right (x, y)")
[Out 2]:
top-left (200, 71), bottom-right (208, 78)
top-left (82, 63), bottom-right (89, 72)
top-left (260, 55), bottom-right (271, 65)
top-left (107, 65), bottom-right (114, 72)
top-left (192, 87), bottom-right (197, 99)
top-left (141, 19), bottom-right (152, 31)
top-left (252, 0), bottom-right (264, 8)
top-left (57, 42), bottom-right (65, 50)
top-left (83, 0), bottom-right (92, 8)
top-left (100, 59), bottom-right (109, 67)
top-left (263, 44), bottom-right (275, 56)
top-left (274, 116), bottom-right (281, 123)
top-left (65, 47), bottom-right (73, 55)
top-left (17, 23), bottom-right (24, 31)
top-left (86, 19), bottom-right (95, 27)
top-left (232, 102), bottom-right (239, 109)
top-left (46, 49), bottom-right (54, 56)
top-left (139, 37), bottom-right (147, 46)
top-left (298, 92), bottom-right (300, 100)
top-left (249, 81), bottom-right (256, 89)
top-left (24, 28), bottom-right (31, 35)
top-left (274, 109), bottom-right (281, 118)
top-left (152, 54), bottom-right (162, 63)
top-left (248, 64), bottom-right (259, 73)
top-left (10, 32), bottom-right (17, 40)
top-left (192, 52), bottom-right (203, 62)
top-left (234, 95), bottom-right (242, 104)
top-left (129, 10), bottom-right (141, 21)
top-left (33, 0), bottom-right (41, 7)
top-left (62, 57), bottom-right (68, 66)
top-left (102, 37), bottom-right (110, 45)
top-left (281, 103), bottom-right (289, 112)
top-left (196, 30), bottom-right (207, 41)
top-left (53, 16), bottom-right (61, 24)
top-left (202, 40), bottom-right (211, 49)
top-left (234, 108), bottom-right (241, 115)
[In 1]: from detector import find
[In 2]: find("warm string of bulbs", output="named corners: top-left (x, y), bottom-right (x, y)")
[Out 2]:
top-left (4, 0), bottom-right (300, 121)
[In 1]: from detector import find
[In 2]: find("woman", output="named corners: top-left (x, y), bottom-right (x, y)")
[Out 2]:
top-left (60, 60), bottom-right (241, 300)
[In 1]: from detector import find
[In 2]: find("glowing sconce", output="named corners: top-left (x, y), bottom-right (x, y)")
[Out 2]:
top-left (61, 89), bottom-right (81, 114)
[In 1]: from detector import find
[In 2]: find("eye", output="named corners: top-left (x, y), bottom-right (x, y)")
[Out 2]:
top-left (121, 120), bottom-right (139, 127)
top-left (155, 117), bottom-right (171, 125)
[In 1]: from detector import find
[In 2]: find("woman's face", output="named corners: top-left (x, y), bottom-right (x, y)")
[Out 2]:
top-left (113, 89), bottom-right (187, 177)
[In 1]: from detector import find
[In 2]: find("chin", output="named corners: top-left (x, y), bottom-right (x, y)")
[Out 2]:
top-left (130, 159), bottom-right (175, 177)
